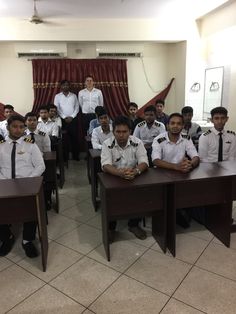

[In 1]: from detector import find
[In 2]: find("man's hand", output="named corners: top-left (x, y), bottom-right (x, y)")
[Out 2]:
top-left (117, 168), bottom-right (136, 180)
top-left (65, 117), bottom-right (73, 123)
top-left (176, 158), bottom-right (192, 173)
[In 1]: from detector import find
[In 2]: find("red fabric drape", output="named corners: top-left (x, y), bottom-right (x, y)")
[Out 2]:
top-left (32, 59), bottom-right (129, 120)
top-left (137, 78), bottom-right (175, 117)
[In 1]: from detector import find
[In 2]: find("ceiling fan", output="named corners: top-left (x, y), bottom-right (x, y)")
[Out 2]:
top-left (29, 0), bottom-right (43, 24)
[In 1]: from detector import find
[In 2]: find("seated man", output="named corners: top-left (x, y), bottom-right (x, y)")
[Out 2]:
top-left (0, 115), bottom-right (45, 258)
top-left (38, 106), bottom-right (59, 139)
top-left (25, 112), bottom-right (51, 153)
top-left (101, 115), bottom-right (149, 242)
top-left (127, 102), bottom-right (143, 134)
top-left (152, 113), bottom-right (199, 228)
top-left (199, 106), bottom-right (236, 162)
top-left (155, 99), bottom-right (169, 127)
top-left (133, 105), bottom-right (165, 166)
top-left (48, 104), bottom-right (62, 129)
top-left (88, 106), bottom-right (104, 136)
top-left (0, 104), bottom-right (15, 139)
top-left (181, 106), bottom-right (202, 149)
top-left (91, 108), bottom-right (113, 149)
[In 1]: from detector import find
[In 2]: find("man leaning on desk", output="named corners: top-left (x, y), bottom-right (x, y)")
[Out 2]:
top-left (0, 115), bottom-right (45, 258)
top-left (152, 112), bottom-right (199, 228)
top-left (101, 115), bottom-right (149, 243)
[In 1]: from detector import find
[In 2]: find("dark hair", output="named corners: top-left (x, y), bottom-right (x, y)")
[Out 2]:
top-left (48, 104), bottom-right (57, 110)
top-left (181, 106), bottom-right (193, 115)
top-left (128, 102), bottom-right (138, 109)
top-left (210, 106), bottom-right (228, 117)
top-left (4, 104), bottom-right (14, 111)
top-left (39, 106), bottom-right (49, 112)
top-left (97, 108), bottom-right (108, 118)
top-left (25, 112), bottom-right (37, 120)
top-left (95, 106), bottom-right (104, 115)
top-left (155, 99), bottom-right (165, 106)
top-left (85, 75), bottom-right (94, 81)
top-left (112, 115), bottom-right (131, 131)
top-left (60, 79), bottom-right (70, 85)
top-left (168, 113), bottom-right (184, 124)
top-left (7, 115), bottom-right (25, 126)
top-left (144, 105), bottom-right (156, 114)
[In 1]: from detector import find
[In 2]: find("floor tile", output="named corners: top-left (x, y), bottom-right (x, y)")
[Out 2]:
top-left (125, 249), bottom-right (191, 296)
top-left (83, 310), bottom-right (96, 314)
top-left (64, 186), bottom-right (91, 202)
top-left (0, 264), bottom-right (44, 313)
top-left (174, 266), bottom-right (236, 314)
top-left (59, 194), bottom-right (80, 212)
top-left (90, 275), bottom-right (169, 314)
top-left (0, 257), bottom-right (13, 272)
top-left (86, 213), bottom-right (102, 230)
top-left (50, 256), bottom-right (120, 307)
top-left (18, 241), bottom-right (83, 282)
top-left (118, 228), bottom-right (156, 248)
top-left (8, 285), bottom-right (85, 314)
top-left (47, 212), bottom-right (80, 240)
top-left (161, 298), bottom-right (204, 313)
top-left (183, 220), bottom-right (214, 242)
top-left (213, 232), bottom-right (236, 250)
top-left (61, 200), bottom-right (98, 223)
top-left (56, 224), bottom-right (102, 254)
top-left (88, 241), bottom-right (147, 272)
top-left (196, 242), bottom-right (236, 280)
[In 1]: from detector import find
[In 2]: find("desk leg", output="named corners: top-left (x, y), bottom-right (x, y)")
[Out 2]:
top-left (36, 187), bottom-right (48, 272)
top-left (205, 202), bottom-right (232, 247)
top-left (91, 157), bottom-right (98, 212)
top-left (100, 187), bottom-right (110, 261)
top-left (166, 185), bottom-right (176, 257)
top-left (87, 153), bottom-right (91, 184)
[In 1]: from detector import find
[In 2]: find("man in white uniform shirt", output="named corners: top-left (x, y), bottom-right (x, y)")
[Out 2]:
top-left (38, 106), bottom-right (59, 138)
top-left (152, 113), bottom-right (199, 228)
top-left (0, 115), bottom-right (45, 258)
top-left (101, 116), bottom-right (148, 242)
top-left (0, 104), bottom-right (14, 139)
top-left (79, 75), bottom-right (104, 134)
top-left (54, 80), bottom-right (80, 160)
top-left (91, 108), bottom-right (113, 149)
top-left (48, 104), bottom-right (62, 129)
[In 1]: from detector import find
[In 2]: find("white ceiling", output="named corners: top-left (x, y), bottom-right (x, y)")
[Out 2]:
top-left (0, 0), bottom-right (229, 20)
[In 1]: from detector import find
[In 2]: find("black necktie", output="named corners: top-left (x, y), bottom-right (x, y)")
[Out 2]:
top-left (218, 132), bottom-right (223, 162)
top-left (30, 132), bottom-right (35, 143)
top-left (11, 141), bottom-right (17, 179)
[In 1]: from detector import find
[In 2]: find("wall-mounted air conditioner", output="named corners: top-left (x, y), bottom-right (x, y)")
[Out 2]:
top-left (15, 42), bottom-right (67, 58)
top-left (96, 43), bottom-right (144, 58)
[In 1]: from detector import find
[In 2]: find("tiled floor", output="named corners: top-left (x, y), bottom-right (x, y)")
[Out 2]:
top-left (1, 160), bottom-right (236, 313)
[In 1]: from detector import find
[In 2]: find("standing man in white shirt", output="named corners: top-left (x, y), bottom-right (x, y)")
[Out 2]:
top-left (79, 75), bottom-right (104, 135)
top-left (0, 104), bottom-right (15, 139)
top-left (54, 80), bottom-right (80, 160)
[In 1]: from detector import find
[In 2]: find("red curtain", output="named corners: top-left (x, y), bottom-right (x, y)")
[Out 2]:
top-left (32, 59), bottom-right (129, 119)
top-left (137, 78), bottom-right (175, 117)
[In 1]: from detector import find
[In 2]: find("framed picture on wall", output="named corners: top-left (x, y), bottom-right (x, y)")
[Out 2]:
top-left (203, 66), bottom-right (224, 119)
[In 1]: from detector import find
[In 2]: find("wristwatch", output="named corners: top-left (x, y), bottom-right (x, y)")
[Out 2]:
top-left (135, 168), bottom-right (141, 176)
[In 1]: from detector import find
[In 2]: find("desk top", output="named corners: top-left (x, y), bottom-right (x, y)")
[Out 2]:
top-left (0, 176), bottom-right (43, 198)
top-left (98, 161), bottom-right (236, 189)
top-left (89, 149), bottom-right (101, 159)
top-left (43, 151), bottom-right (56, 161)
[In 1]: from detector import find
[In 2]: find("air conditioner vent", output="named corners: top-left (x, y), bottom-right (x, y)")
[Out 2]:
top-left (17, 52), bottom-right (65, 58)
top-left (97, 52), bottom-right (142, 58)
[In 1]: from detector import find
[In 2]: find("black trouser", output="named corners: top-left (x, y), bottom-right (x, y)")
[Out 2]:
top-left (62, 116), bottom-right (79, 160)
top-left (82, 113), bottom-right (96, 136)
top-left (0, 222), bottom-right (37, 242)
top-left (109, 218), bottom-right (141, 230)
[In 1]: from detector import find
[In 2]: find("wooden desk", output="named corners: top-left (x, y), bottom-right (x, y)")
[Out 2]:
top-left (0, 177), bottom-right (48, 271)
top-left (52, 138), bottom-right (65, 189)
top-left (85, 136), bottom-right (92, 183)
top-left (162, 162), bottom-right (235, 256)
top-left (89, 149), bottom-right (101, 211)
top-left (98, 169), bottom-right (170, 261)
top-left (43, 151), bottom-right (59, 213)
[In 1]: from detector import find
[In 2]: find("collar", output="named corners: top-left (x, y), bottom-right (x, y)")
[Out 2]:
top-left (114, 136), bottom-right (131, 149)
top-left (100, 124), bottom-right (112, 134)
top-left (61, 91), bottom-right (72, 97)
top-left (166, 132), bottom-right (184, 144)
top-left (6, 136), bottom-right (24, 144)
top-left (26, 128), bottom-right (38, 135)
top-left (38, 117), bottom-right (53, 123)
top-left (212, 127), bottom-right (225, 135)
top-left (85, 87), bottom-right (96, 92)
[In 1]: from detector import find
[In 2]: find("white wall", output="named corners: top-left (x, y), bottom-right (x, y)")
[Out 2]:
top-left (0, 41), bottom-right (180, 115)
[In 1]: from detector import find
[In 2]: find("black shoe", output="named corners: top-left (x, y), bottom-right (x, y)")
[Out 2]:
top-left (22, 241), bottom-right (39, 258)
top-left (0, 234), bottom-right (15, 256)
top-left (128, 226), bottom-right (147, 240)
top-left (176, 210), bottom-right (191, 229)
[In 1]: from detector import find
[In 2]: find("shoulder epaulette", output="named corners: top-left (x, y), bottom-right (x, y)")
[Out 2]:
top-left (203, 130), bottom-right (211, 136)
top-left (38, 131), bottom-right (46, 136)
top-left (24, 138), bottom-right (34, 144)
top-left (130, 140), bottom-right (138, 147)
top-left (154, 121), bottom-right (161, 127)
top-left (108, 139), bottom-right (115, 149)
top-left (0, 139), bottom-right (5, 144)
top-left (157, 137), bottom-right (166, 144)
top-left (227, 130), bottom-right (236, 135)
top-left (182, 134), bottom-right (190, 140)
top-left (137, 121), bottom-right (145, 127)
